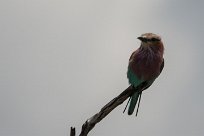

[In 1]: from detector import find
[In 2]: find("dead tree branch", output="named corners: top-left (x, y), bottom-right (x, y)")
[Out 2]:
top-left (70, 83), bottom-right (146, 136)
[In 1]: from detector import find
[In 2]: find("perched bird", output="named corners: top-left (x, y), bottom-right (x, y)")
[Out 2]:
top-left (125, 33), bottom-right (164, 116)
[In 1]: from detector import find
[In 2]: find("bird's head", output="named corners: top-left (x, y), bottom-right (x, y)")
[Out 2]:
top-left (138, 33), bottom-right (162, 47)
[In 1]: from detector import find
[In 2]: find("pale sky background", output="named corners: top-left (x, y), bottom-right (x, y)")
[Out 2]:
top-left (0, 0), bottom-right (204, 136)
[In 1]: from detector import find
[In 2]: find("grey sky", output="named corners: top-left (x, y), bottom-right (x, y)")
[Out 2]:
top-left (0, 0), bottom-right (204, 136)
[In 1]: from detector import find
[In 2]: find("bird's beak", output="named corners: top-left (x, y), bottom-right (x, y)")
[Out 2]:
top-left (137, 37), bottom-right (143, 41)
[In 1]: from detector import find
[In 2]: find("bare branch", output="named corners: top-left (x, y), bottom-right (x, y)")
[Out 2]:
top-left (70, 127), bottom-right (75, 136)
top-left (70, 83), bottom-right (146, 136)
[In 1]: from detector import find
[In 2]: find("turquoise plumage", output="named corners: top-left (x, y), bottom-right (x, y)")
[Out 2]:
top-left (127, 68), bottom-right (143, 115)
top-left (126, 33), bottom-right (164, 116)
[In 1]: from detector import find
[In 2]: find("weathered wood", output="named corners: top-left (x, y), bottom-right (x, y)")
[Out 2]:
top-left (70, 127), bottom-right (75, 136)
top-left (70, 83), bottom-right (146, 136)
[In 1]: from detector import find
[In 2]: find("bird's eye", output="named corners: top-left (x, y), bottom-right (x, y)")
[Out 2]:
top-left (143, 38), bottom-right (148, 42)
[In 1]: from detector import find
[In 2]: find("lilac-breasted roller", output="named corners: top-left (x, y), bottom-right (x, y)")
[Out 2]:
top-left (126, 33), bottom-right (164, 115)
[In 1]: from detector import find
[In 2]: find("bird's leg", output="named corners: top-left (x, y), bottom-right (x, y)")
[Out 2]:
top-left (135, 92), bottom-right (142, 116)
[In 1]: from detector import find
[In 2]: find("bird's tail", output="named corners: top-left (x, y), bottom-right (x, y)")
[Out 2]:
top-left (128, 91), bottom-right (140, 115)
top-left (125, 91), bottom-right (142, 115)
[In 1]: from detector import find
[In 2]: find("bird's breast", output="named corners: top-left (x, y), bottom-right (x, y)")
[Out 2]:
top-left (128, 49), bottom-right (163, 81)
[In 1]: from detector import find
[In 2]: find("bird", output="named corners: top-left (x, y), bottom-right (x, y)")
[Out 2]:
top-left (124, 33), bottom-right (164, 116)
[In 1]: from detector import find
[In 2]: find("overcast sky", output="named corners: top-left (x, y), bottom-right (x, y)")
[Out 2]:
top-left (0, 0), bottom-right (204, 136)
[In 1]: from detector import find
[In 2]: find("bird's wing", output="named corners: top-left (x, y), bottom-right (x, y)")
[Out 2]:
top-left (160, 59), bottom-right (164, 73)
top-left (140, 58), bottom-right (164, 91)
top-left (129, 50), bottom-right (138, 61)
